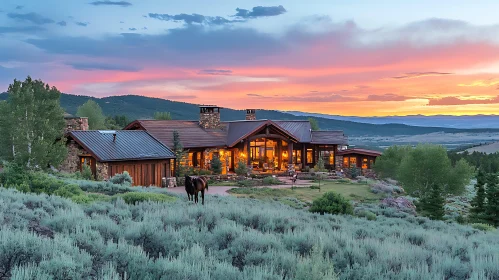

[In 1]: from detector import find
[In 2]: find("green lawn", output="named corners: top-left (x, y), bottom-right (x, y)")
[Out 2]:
top-left (228, 180), bottom-right (384, 204)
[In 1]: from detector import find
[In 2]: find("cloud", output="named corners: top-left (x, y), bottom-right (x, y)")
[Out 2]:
top-left (458, 78), bottom-right (499, 87)
top-left (234, 5), bottom-right (287, 18)
top-left (0, 26), bottom-right (44, 34)
top-left (66, 62), bottom-right (141, 72)
top-left (198, 69), bottom-right (233, 76)
top-left (366, 93), bottom-right (410, 101)
top-left (120, 21), bottom-right (124, 23)
top-left (76, 22), bottom-right (89, 27)
top-left (89, 1), bottom-right (132, 7)
top-left (129, 28), bottom-right (137, 31)
top-left (247, 93), bottom-right (265, 97)
top-left (391, 72), bottom-right (453, 79)
top-left (427, 96), bottom-right (499, 106)
top-left (148, 13), bottom-right (238, 25)
top-left (142, 27), bottom-right (148, 30)
top-left (7, 12), bottom-right (54, 25)
top-left (57, 21), bottom-right (67, 26)
top-left (15, 5), bottom-right (24, 10)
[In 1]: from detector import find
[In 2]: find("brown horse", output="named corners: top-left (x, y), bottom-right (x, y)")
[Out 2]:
top-left (184, 175), bottom-right (209, 205)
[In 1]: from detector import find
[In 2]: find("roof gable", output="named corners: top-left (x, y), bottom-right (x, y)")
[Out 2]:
top-left (69, 130), bottom-right (175, 162)
top-left (225, 120), bottom-right (299, 147)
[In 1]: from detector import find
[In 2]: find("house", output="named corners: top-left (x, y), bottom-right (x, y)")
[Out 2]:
top-left (337, 148), bottom-right (382, 170)
top-left (124, 105), bottom-right (352, 174)
top-left (59, 123), bottom-right (176, 187)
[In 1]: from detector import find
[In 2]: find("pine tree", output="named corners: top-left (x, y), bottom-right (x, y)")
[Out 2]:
top-left (153, 112), bottom-right (172, 120)
top-left (419, 183), bottom-right (445, 220)
top-left (210, 156), bottom-right (222, 174)
top-left (0, 77), bottom-right (67, 170)
top-left (172, 130), bottom-right (187, 177)
top-left (485, 174), bottom-right (499, 227)
top-left (470, 170), bottom-right (487, 223)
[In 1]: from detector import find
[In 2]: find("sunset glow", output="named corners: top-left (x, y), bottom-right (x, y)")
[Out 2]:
top-left (2, 0), bottom-right (499, 116)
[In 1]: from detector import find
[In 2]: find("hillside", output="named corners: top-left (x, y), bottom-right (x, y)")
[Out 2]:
top-left (2, 92), bottom-right (499, 137)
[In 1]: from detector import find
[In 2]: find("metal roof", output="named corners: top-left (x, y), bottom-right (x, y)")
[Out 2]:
top-left (311, 131), bottom-right (348, 145)
top-left (126, 120), bottom-right (228, 148)
top-left (337, 148), bottom-right (382, 157)
top-left (274, 121), bottom-right (312, 142)
top-left (69, 130), bottom-right (175, 162)
top-left (124, 119), bottom-right (347, 148)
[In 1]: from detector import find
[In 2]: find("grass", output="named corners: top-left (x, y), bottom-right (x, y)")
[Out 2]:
top-left (228, 180), bottom-right (383, 204)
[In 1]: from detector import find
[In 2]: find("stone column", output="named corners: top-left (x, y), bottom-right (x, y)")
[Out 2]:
top-left (287, 142), bottom-right (294, 174)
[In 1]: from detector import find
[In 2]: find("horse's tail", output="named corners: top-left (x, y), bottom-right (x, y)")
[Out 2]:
top-left (201, 176), bottom-right (208, 191)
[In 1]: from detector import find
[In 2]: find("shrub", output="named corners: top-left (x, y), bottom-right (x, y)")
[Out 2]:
top-left (309, 185), bottom-right (320, 190)
top-left (109, 171), bottom-right (133, 186)
top-left (211, 156), bottom-right (223, 174)
top-left (471, 223), bottom-right (496, 232)
top-left (349, 167), bottom-right (360, 179)
top-left (262, 176), bottom-right (281, 185)
top-left (117, 192), bottom-right (176, 204)
top-left (309, 192), bottom-right (354, 215)
top-left (356, 210), bottom-right (377, 221)
top-left (235, 160), bottom-right (249, 176)
top-left (80, 164), bottom-right (93, 180)
top-left (237, 180), bottom-right (257, 187)
top-left (53, 184), bottom-right (84, 198)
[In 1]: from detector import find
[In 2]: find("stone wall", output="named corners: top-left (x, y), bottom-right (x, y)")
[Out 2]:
top-left (64, 117), bottom-right (89, 133)
top-left (59, 140), bottom-right (83, 173)
top-left (245, 109), bottom-right (256, 120)
top-left (199, 112), bottom-right (221, 129)
top-left (335, 155), bottom-right (343, 171)
top-left (96, 162), bottom-right (109, 181)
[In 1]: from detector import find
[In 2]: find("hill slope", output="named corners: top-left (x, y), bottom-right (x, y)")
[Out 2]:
top-left (1, 93), bottom-right (498, 136)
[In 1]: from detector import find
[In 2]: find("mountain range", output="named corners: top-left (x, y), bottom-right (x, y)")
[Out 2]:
top-left (286, 111), bottom-right (499, 129)
top-left (1, 92), bottom-right (498, 137)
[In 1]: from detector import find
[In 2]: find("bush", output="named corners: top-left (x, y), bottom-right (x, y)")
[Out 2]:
top-left (81, 164), bottom-right (93, 180)
top-left (117, 192), bottom-right (176, 204)
top-left (356, 210), bottom-right (377, 221)
top-left (109, 171), bottom-right (133, 186)
top-left (262, 176), bottom-right (281, 185)
top-left (235, 160), bottom-right (249, 176)
top-left (53, 184), bottom-right (84, 198)
top-left (237, 180), bottom-right (258, 187)
top-left (309, 192), bottom-right (354, 215)
top-left (471, 223), bottom-right (496, 232)
top-left (349, 167), bottom-right (360, 179)
top-left (211, 156), bottom-right (223, 174)
top-left (309, 185), bottom-right (320, 190)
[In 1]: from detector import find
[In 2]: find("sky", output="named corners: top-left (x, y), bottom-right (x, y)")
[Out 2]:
top-left (1, 1), bottom-right (499, 116)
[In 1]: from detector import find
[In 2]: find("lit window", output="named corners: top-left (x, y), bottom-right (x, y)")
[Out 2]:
top-left (349, 157), bottom-right (357, 167)
top-left (306, 149), bottom-right (313, 163)
top-left (362, 158), bottom-right (368, 169)
top-left (343, 157), bottom-right (349, 168)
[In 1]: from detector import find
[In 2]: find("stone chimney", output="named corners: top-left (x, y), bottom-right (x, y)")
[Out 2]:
top-left (245, 109), bottom-right (256, 120)
top-left (199, 105), bottom-right (221, 129)
top-left (64, 116), bottom-right (89, 134)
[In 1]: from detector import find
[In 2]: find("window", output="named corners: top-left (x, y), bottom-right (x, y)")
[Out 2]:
top-left (188, 152), bottom-right (194, 167)
top-left (362, 158), bottom-right (368, 169)
top-left (306, 149), bottom-right (313, 163)
top-left (293, 150), bottom-right (302, 164)
top-left (343, 157), bottom-right (349, 168)
top-left (349, 157), bottom-right (357, 167)
top-left (170, 159), bottom-right (175, 176)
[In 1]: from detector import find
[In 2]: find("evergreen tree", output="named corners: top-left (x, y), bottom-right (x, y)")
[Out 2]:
top-left (210, 156), bottom-right (222, 174)
top-left (314, 156), bottom-right (325, 172)
top-left (154, 112), bottom-right (172, 120)
top-left (418, 183), bottom-right (445, 220)
top-left (77, 100), bottom-right (106, 129)
top-left (470, 170), bottom-right (487, 223)
top-left (172, 130), bottom-right (187, 177)
top-left (0, 77), bottom-right (66, 169)
top-left (485, 174), bottom-right (499, 227)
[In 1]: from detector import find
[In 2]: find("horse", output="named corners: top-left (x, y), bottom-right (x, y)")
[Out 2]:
top-left (185, 175), bottom-right (209, 205)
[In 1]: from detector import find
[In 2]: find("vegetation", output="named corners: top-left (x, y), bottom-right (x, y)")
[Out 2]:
top-left (309, 192), bottom-right (354, 215)
top-left (448, 150), bottom-right (499, 173)
top-left (308, 117), bottom-right (319, 131)
top-left (418, 183), bottom-right (445, 220)
top-left (314, 156), bottom-right (326, 172)
top-left (470, 170), bottom-right (487, 223)
top-left (210, 156), bottom-right (223, 174)
top-left (230, 181), bottom-right (382, 203)
top-left (262, 176), bottom-right (281, 185)
top-left (104, 115), bottom-right (129, 129)
top-left (153, 111), bottom-right (172, 120)
top-left (376, 144), bottom-right (474, 197)
top-left (76, 99), bottom-right (106, 130)
top-left (81, 164), bottom-right (93, 180)
top-left (0, 77), bottom-right (67, 170)
top-left (485, 174), bottom-right (499, 227)
top-left (118, 192), bottom-right (177, 204)
top-left (109, 171), bottom-right (133, 186)
top-left (235, 159), bottom-right (249, 176)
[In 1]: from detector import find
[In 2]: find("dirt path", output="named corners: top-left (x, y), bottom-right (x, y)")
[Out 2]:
top-left (165, 178), bottom-right (314, 196)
